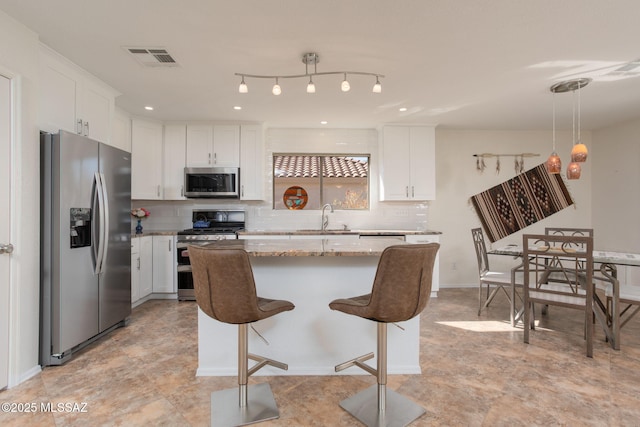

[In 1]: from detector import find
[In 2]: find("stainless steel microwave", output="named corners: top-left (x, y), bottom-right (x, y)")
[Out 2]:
top-left (184, 167), bottom-right (239, 198)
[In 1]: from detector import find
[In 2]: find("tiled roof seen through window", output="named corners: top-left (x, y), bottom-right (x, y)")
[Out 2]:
top-left (274, 155), bottom-right (368, 178)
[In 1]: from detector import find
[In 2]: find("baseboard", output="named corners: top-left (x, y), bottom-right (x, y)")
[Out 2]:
top-left (9, 364), bottom-right (41, 389)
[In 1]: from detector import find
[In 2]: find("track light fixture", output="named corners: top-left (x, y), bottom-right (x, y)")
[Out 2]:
top-left (235, 52), bottom-right (384, 95)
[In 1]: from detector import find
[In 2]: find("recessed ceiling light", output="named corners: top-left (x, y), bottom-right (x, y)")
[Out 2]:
top-left (399, 107), bottom-right (407, 112)
top-left (320, 121), bottom-right (328, 125)
top-left (233, 106), bottom-right (242, 110)
top-left (144, 106), bottom-right (154, 111)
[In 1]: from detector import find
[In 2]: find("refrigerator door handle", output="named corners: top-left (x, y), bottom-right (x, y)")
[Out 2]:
top-left (93, 172), bottom-right (107, 275)
top-left (99, 172), bottom-right (110, 271)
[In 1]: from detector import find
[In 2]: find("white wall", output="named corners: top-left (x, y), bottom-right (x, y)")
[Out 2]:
top-left (0, 10), bottom-right (41, 386)
top-left (430, 129), bottom-right (593, 288)
top-left (591, 118), bottom-right (640, 252)
top-left (591, 118), bottom-right (640, 285)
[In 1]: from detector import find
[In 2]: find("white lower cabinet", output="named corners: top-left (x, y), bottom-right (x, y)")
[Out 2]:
top-left (131, 236), bottom-right (153, 305)
top-left (152, 235), bottom-right (177, 293)
top-left (405, 234), bottom-right (440, 296)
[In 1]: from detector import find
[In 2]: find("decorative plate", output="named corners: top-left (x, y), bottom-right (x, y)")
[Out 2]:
top-left (283, 186), bottom-right (308, 210)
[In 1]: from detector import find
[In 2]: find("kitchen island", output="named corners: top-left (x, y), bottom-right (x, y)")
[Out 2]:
top-left (192, 238), bottom-right (430, 377)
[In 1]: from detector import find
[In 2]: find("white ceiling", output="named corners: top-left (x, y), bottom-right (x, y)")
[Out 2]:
top-left (1, 0), bottom-right (640, 130)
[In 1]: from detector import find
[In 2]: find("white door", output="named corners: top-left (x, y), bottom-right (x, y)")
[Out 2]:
top-left (0, 74), bottom-right (12, 390)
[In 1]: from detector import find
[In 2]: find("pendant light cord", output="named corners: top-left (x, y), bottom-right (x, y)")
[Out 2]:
top-left (552, 92), bottom-right (556, 152)
top-left (572, 90), bottom-right (576, 146)
top-left (577, 81), bottom-right (582, 143)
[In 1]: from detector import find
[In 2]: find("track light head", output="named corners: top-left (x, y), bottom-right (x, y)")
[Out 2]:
top-left (238, 76), bottom-right (248, 93)
top-left (372, 76), bottom-right (382, 93)
top-left (341, 73), bottom-right (350, 92)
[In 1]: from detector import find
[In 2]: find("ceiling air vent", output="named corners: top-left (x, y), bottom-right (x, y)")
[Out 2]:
top-left (124, 47), bottom-right (178, 67)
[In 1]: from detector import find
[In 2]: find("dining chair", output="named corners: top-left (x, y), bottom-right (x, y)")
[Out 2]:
top-left (471, 228), bottom-right (523, 323)
top-left (522, 233), bottom-right (594, 357)
top-left (593, 263), bottom-right (640, 350)
top-left (541, 228), bottom-right (594, 314)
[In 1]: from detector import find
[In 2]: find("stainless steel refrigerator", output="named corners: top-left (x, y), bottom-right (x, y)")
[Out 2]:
top-left (40, 130), bottom-right (131, 366)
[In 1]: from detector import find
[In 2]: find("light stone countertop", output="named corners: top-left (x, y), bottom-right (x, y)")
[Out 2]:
top-left (237, 229), bottom-right (442, 236)
top-left (134, 229), bottom-right (442, 238)
top-left (184, 237), bottom-right (414, 257)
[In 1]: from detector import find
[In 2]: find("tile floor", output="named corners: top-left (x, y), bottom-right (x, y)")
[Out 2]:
top-left (1, 287), bottom-right (640, 426)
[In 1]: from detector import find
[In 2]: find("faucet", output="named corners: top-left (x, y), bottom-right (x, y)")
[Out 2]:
top-left (321, 203), bottom-right (334, 231)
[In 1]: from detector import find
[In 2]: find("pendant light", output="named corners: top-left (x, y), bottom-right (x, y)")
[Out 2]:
top-left (566, 89), bottom-right (581, 179)
top-left (341, 73), bottom-right (351, 92)
top-left (545, 91), bottom-right (561, 174)
top-left (570, 80), bottom-right (588, 162)
top-left (548, 78), bottom-right (591, 180)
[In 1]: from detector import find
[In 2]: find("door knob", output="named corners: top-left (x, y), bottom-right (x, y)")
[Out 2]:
top-left (0, 243), bottom-right (14, 254)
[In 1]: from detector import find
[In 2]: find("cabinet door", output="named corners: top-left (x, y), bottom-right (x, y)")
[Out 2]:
top-left (80, 79), bottom-right (113, 144)
top-left (152, 236), bottom-right (176, 293)
top-left (213, 125), bottom-right (240, 167)
top-left (139, 236), bottom-right (153, 298)
top-left (163, 124), bottom-right (187, 200)
top-left (112, 108), bottom-right (132, 153)
top-left (380, 126), bottom-right (411, 200)
top-left (131, 119), bottom-right (163, 199)
top-left (39, 50), bottom-right (81, 135)
top-left (408, 126), bottom-right (436, 200)
top-left (239, 125), bottom-right (264, 200)
top-left (405, 235), bottom-right (439, 294)
top-left (186, 124), bottom-right (213, 167)
top-left (131, 239), bottom-right (140, 303)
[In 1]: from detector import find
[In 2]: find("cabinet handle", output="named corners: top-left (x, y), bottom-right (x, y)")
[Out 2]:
top-left (241, 185), bottom-right (244, 197)
top-left (157, 185), bottom-right (160, 197)
top-left (77, 119), bottom-right (83, 134)
top-left (412, 186), bottom-right (415, 198)
top-left (84, 121), bottom-right (90, 136)
top-left (405, 186), bottom-right (409, 198)
top-left (180, 185), bottom-right (184, 197)
top-left (137, 257), bottom-right (141, 270)
top-left (168, 240), bottom-right (172, 251)
top-left (208, 153), bottom-right (212, 164)
top-left (213, 153), bottom-right (217, 164)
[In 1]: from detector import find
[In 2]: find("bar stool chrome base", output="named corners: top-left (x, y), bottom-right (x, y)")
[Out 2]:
top-left (339, 385), bottom-right (426, 427)
top-left (210, 383), bottom-right (279, 427)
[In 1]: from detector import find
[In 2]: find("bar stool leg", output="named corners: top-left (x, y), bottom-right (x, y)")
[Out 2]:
top-left (209, 323), bottom-right (280, 427)
top-left (377, 322), bottom-right (387, 413)
top-left (338, 322), bottom-right (426, 427)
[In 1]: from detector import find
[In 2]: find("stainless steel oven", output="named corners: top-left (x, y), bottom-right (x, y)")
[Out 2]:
top-left (176, 210), bottom-right (245, 301)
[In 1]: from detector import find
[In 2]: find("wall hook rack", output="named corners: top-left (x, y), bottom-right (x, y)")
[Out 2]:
top-left (472, 153), bottom-right (539, 174)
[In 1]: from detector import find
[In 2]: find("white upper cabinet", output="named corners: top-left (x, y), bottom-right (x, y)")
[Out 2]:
top-left (163, 124), bottom-right (187, 200)
top-left (380, 125), bottom-right (436, 201)
top-left (186, 124), bottom-right (240, 167)
top-left (131, 119), bottom-right (163, 200)
top-left (111, 108), bottom-right (132, 153)
top-left (239, 124), bottom-right (264, 200)
top-left (39, 45), bottom-right (117, 144)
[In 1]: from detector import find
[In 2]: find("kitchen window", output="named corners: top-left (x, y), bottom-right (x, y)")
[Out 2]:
top-left (273, 154), bottom-right (369, 210)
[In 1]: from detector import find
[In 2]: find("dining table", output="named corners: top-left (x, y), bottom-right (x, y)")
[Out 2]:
top-left (489, 244), bottom-right (640, 350)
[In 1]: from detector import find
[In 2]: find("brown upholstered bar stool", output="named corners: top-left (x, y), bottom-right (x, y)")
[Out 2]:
top-left (329, 243), bottom-right (439, 427)
top-left (188, 245), bottom-right (295, 426)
